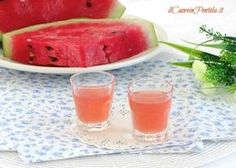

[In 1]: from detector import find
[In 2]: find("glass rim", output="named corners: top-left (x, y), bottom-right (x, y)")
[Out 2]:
top-left (128, 78), bottom-right (174, 95)
top-left (70, 71), bottom-right (115, 88)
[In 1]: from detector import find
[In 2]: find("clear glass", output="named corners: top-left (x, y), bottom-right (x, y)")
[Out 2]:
top-left (70, 71), bottom-right (115, 132)
top-left (128, 78), bottom-right (173, 143)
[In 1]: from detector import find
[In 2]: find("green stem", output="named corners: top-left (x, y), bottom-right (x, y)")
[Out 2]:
top-left (184, 41), bottom-right (236, 52)
top-left (170, 62), bottom-right (193, 68)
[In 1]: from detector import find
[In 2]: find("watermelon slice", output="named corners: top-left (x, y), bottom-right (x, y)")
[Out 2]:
top-left (0, 0), bottom-right (125, 37)
top-left (3, 18), bottom-right (158, 67)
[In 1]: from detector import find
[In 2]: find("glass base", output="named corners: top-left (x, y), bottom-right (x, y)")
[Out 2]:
top-left (77, 119), bottom-right (110, 132)
top-left (133, 129), bottom-right (167, 143)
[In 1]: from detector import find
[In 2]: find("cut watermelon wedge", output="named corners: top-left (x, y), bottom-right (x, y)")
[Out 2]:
top-left (3, 18), bottom-right (158, 67)
top-left (0, 0), bottom-right (125, 37)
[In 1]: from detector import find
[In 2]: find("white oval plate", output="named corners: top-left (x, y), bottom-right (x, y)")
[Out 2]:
top-left (0, 16), bottom-right (167, 74)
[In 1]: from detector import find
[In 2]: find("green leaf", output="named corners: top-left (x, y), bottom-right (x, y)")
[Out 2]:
top-left (204, 64), bottom-right (235, 86)
top-left (159, 41), bottom-right (220, 62)
top-left (170, 62), bottom-right (193, 68)
top-left (220, 51), bottom-right (236, 65)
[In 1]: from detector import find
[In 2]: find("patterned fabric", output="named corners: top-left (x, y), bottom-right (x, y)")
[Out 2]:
top-left (0, 55), bottom-right (235, 163)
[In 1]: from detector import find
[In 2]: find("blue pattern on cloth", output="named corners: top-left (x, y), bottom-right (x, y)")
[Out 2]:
top-left (0, 56), bottom-right (235, 163)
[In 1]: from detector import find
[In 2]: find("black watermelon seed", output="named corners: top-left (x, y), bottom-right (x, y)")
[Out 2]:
top-left (86, 0), bottom-right (92, 8)
top-left (46, 46), bottom-right (54, 51)
top-left (103, 45), bottom-right (108, 51)
top-left (27, 45), bottom-right (33, 49)
top-left (29, 52), bottom-right (35, 63)
top-left (29, 57), bottom-right (34, 63)
top-left (49, 56), bottom-right (58, 62)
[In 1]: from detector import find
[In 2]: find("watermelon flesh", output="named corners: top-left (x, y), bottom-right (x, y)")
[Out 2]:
top-left (27, 36), bottom-right (110, 67)
top-left (3, 19), bottom-right (158, 67)
top-left (0, 0), bottom-right (125, 34)
top-left (27, 29), bottom-right (147, 67)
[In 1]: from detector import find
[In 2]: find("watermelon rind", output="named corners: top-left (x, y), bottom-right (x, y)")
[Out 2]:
top-left (132, 19), bottom-right (158, 48)
top-left (3, 18), bottom-right (158, 59)
top-left (109, 1), bottom-right (126, 18)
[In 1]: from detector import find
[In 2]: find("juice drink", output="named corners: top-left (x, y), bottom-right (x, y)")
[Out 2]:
top-left (129, 90), bottom-right (171, 134)
top-left (73, 87), bottom-right (113, 124)
top-left (70, 71), bottom-right (115, 131)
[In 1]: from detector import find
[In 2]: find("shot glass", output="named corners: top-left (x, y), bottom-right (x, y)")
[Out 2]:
top-left (70, 71), bottom-right (115, 132)
top-left (128, 79), bottom-right (173, 143)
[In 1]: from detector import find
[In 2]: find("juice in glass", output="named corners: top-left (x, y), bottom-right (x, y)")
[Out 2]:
top-left (73, 87), bottom-right (113, 124)
top-left (70, 71), bottom-right (114, 132)
top-left (128, 80), bottom-right (173, 142)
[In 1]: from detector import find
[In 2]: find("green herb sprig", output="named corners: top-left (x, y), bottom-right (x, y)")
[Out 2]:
top-left (160, 25), bottom-right (236, 95)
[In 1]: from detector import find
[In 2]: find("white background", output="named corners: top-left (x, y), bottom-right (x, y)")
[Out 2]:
top-left (122, 0), bottom-right (236, 42)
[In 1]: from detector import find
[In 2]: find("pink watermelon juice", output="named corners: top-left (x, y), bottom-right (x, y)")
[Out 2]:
top-left (73, 87), bottom-right (113, 123)
top-left (128, 79), bottom-right (173, 142)
top-left (129, 90), bottom-right (171, 134)
top-left (0, 0), bottom-right (125, 34)
top-left (70, 71), bottom-right (115, 131)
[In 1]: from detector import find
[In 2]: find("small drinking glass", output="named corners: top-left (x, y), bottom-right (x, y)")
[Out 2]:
top-left (128, 79), bottom-right (173, 143)
top-left (70, 71), bottom-right (115, 132)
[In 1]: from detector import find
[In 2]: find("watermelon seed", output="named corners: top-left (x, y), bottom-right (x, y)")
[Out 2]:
top-left (28, 45), bottom-right (35, 63)
top-left (29, 52), bottom-right (35, 63)
top-left (103, 45), bottom-right (108, 50)
top-left (49, 56), bottom-right (58, 62)
top-left (103, 45), bottom-right (112, 62)
top-left (46, 46), bottom-right (54, 51)
top-left (27, 45), bottom-right (33, 49)
top-left (86, 0), bottom-right (92, 8)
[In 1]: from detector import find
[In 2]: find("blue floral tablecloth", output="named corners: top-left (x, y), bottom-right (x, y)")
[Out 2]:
top-left (0, 54), bottom-right (235, 163)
